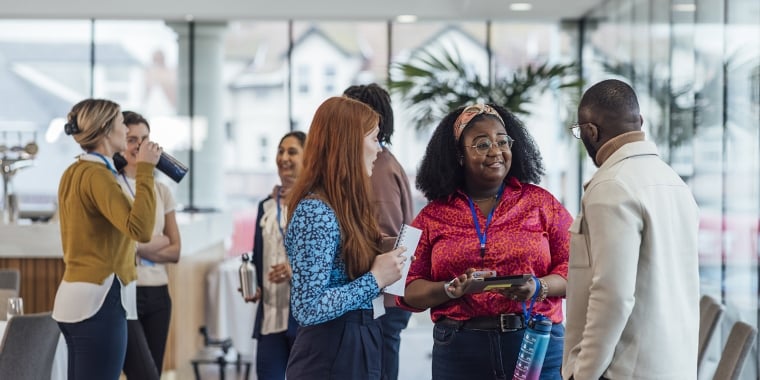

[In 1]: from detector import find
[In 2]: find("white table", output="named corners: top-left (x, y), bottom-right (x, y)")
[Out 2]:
top-left (0, 319), bottom-right (67, 380)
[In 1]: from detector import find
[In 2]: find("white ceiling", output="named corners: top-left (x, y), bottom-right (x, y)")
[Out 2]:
top-left (0, 0), bottom-right (603, 22)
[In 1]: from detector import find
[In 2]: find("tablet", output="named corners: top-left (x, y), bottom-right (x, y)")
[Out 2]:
top-left (466, 274), bottom-right (532, 293)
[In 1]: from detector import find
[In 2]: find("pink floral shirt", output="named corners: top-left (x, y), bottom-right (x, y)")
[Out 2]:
top-left (405, 177), bottom-right (572, 323)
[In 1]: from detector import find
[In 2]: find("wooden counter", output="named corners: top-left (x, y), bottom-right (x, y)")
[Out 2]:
top-left (0, 211), bottom-right (233, 373)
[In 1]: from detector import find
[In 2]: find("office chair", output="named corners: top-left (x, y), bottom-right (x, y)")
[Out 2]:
top-left (0, 312), bottom-right (59, 380)
top-left (698, 295), bottom-right (723, 368)
top-left (712, 321), bottom-right (757, 380)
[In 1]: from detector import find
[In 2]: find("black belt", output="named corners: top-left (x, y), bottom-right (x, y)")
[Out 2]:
top-left (437, 314), bottom-right (525, 332)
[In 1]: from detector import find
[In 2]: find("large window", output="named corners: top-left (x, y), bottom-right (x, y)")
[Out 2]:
top-left (580, 0), bottom-right (760, 378)
top-left (0, 20), bottom-right (92, 217)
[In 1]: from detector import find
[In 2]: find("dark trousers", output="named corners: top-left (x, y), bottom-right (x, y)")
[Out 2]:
top-left (431, 322), bottom-right (564, 380)
top-left (379, 307), bottom-right (412, 380)
top-left (123, 285), bottom-right (172, 380)
top-left (256, 330), bottom-right (297, 380)
top-left (58, 277), bottom-right (127, 380)
top-left (286, 309), bottom-right (382, 380)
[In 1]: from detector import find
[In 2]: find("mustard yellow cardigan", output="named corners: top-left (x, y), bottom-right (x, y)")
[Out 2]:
top-left (58, 160), bottom-right (156, 284)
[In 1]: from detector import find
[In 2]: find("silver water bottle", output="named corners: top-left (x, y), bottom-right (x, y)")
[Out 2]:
top-left (239, 253), bottom-right (257, 299)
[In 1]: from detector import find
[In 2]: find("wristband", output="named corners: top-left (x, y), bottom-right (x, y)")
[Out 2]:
top-left (443, 279), bottom-right (458, 299)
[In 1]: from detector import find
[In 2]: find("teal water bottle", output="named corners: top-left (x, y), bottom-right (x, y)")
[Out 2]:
top-left (513, 314), bottom-right (552, 380)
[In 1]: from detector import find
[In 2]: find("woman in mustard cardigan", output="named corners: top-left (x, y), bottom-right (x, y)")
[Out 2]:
top-left (52, 99), bottom-right (162, 380)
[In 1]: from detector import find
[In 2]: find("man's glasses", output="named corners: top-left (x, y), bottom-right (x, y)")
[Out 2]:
top-left (569, 123), bottom-right (590, 139)
top-left (467, 136), bottom-right (514, 155)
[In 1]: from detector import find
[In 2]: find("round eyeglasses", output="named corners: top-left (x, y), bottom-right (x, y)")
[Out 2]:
top-left (467, 136), bottom-right (514, 155)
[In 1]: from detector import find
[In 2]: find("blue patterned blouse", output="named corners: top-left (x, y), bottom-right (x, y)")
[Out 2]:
top-left (285, 198), bottom-right (380, 326)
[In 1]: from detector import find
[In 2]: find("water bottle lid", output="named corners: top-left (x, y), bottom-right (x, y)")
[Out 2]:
top-left (241, 253), bottom-right (250, 262)
top-left (528, 314), bottom-right (552, 332)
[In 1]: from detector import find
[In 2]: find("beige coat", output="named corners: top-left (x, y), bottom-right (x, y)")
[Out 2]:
top-left (563, 140), bottom-right (700, 380)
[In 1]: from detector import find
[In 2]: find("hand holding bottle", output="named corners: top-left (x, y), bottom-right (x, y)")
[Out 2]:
top-left (136, 140), bottom-right (162, 165)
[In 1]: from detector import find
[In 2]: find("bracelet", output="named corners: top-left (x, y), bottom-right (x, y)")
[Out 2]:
top-left (443, 279), bottom-right (458, 299)
top-left (537, 278), bottom-right (549, 302)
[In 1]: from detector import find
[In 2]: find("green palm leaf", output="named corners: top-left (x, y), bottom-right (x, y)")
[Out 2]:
top-left (390, 47), bottom-right (582, 131)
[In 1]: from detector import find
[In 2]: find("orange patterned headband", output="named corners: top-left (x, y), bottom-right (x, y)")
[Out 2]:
top-left (453, 104), bottom-right (505, 142)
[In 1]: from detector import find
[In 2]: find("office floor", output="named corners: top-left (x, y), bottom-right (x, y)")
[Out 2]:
top-left (161, 311), bottom-right (434, 380)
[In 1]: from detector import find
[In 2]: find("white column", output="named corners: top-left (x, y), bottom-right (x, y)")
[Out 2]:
top-left (167, 21), bottom-right (227, 210)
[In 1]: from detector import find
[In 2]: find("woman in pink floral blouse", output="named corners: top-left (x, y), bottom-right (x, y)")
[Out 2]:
top-left (401, 104), bottom-right (572, 380)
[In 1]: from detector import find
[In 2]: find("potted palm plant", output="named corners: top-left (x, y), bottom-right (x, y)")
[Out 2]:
top-left (389, 47), bottom-right (582, 131)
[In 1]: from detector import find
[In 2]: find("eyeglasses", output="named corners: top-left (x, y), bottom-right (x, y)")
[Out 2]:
top-left (569, 122), bottom-right (590, 139)
top-left (467, 136), bottom-right (514, 155)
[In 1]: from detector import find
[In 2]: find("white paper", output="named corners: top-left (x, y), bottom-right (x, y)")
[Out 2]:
top-left (372, 294), bottom-right (386, 318)
top-left (383, 224), bottom-right (422, 296)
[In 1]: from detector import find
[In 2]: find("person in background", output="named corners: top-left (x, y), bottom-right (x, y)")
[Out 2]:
top-left (244, 131), bottom-right (305, 380)
top-left (343, 83), bottom-right (414, 380)
top-left (53, 99), bottom-right (161, 380)
top-left (285, 96), bottom-right (407, 380)
top-left (562, 79), bottom-right (699, 380)
top-left (401, 103), bottom-right (572, 380)
top-left (117, 111), bottom-right (181, 380)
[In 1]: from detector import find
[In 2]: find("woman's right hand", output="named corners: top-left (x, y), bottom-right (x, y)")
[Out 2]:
top-left (136, 140), bottom-right (162, 165)
top-left (241, 286), bottom-right (261, 303)
top-left (370, 247), bottom-right (407, 289)
top-left (443, 268), bottom-right (483, 298)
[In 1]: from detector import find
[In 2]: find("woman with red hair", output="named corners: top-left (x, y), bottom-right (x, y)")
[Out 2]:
top-left (285, 96), bottom-right (407, 379)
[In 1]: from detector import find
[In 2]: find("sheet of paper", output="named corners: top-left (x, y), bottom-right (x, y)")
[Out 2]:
top-left (372, 294), bottom-right (386, 319)
top-left (383, 224), bottom-right (422, 296)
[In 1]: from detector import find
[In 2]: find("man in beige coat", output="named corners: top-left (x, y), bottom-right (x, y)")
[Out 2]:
top-left (563, 79), bottom-right (700, 379)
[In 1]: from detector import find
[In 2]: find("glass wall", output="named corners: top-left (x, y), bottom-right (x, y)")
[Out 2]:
top-left (0, 16), bottom-right (576, 376)
top-left (4, 5), bottom-right (759, 378)
top-left (0, 20), bottom-right (92, 217)
top-left (579, 0), bottom-right (760, 378)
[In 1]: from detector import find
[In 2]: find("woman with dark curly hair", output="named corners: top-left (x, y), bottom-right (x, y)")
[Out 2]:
top-left (400, 104), bottom-right (572, 380)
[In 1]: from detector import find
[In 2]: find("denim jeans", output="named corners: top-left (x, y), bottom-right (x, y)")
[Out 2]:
top-left (431, 321), bottom-right (564, 380)
top-left (380, 307), bottom-right (412, 380)
top-left (58, 277), bottom-right (127, 380)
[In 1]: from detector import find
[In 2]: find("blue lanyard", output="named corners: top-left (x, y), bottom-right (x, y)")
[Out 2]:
top-left (88, 152), bottom-right (117, 175)
top-left (275, 190), bottom-right (285, 238)
top-left (466, 182), bottom-right (505, 258)
top-left (121, 173), bottom-right (135, 198)
top-left (522, 275), bottom-right (540, 321)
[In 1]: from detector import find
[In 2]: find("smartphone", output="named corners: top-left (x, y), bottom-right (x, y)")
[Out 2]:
top-left (467, 274), bottom-right (532, 293)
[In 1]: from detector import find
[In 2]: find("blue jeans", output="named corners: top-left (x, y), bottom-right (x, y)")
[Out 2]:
top-left (431, 322), bottom-right (564, 380)
top-left (256, 330), bottom-right (296, 380)
top-left (380, 307), bottom-right (412, 380)
top-left (58, 277), bottom-right (127, 380)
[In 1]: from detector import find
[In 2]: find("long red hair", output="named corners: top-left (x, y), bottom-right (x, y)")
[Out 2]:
top-left (287, 96), bottom-right (381, 279)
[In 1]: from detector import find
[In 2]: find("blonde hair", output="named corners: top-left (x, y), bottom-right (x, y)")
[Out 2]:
top-left (65, 99), bottom-right (121, 151)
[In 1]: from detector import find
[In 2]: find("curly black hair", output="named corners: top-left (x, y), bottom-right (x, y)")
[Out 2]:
top-left (416, 103), bottom-right (545, 202)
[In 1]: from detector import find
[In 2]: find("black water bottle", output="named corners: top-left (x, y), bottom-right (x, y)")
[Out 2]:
top-left (113, 151), bottom-right (188, 183)
top-left (156, 152), bottom-right (188, 183)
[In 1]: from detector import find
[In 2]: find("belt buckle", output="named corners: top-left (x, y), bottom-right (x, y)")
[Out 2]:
top-left (498, 314), bottom-right (515, 332)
